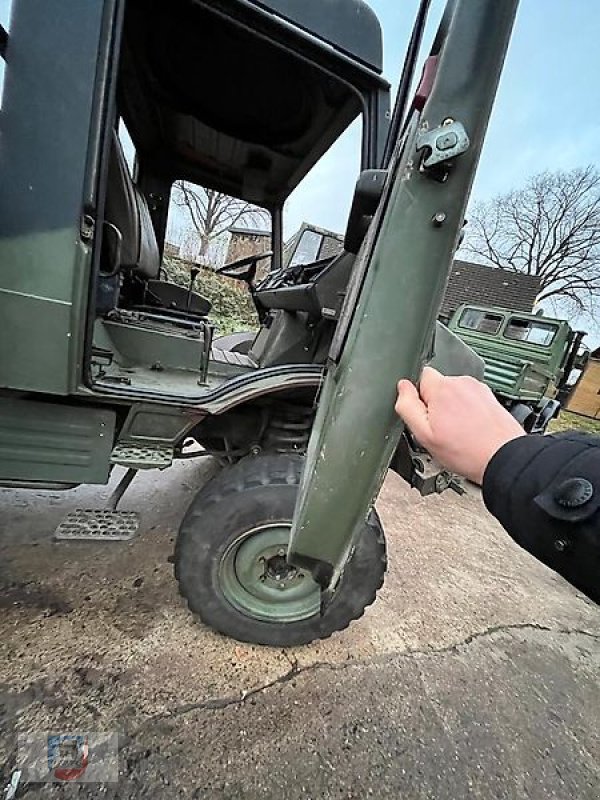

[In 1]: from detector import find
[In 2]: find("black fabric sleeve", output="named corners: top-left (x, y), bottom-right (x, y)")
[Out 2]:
top-left (482, 432), bottom-right (600, 602)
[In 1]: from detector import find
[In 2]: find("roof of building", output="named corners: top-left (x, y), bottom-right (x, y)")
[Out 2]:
top-left (440, 260), bottom-right (541, 319)
top-left (229, 225), bottom-right (271, 237)
top-left (320, 233), bottom-right (345, 260)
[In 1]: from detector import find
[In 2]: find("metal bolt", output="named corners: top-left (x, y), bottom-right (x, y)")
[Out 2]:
top-left (278, 548), bottom-right (286, 557)
top-left (435, 472), bottom-right (451, 492)
top-left (432, 212), bottom-right (447, 227)
top-left (279, 582), bottom-right (286, 589)
top-left (442, 117), bottom-right (454, 125)
top-left (554, 539), bottom-right (570, 552)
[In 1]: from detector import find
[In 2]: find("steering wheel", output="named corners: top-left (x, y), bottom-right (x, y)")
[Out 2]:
top-left (215, 251), bottom-right (273, 287)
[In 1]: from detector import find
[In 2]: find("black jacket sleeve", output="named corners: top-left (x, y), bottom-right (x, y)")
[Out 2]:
top-left (482, 431), bottom-right (600, 603)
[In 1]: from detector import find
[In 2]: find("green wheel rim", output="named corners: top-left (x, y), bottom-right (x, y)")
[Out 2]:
top-left (219, 524), bottom-right (321, 623)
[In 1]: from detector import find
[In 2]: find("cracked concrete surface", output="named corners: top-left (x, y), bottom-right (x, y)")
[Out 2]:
top-left (1, 461), bottom-right (599, 798)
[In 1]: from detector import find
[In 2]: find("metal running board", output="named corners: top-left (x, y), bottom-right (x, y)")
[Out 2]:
top-left (54, 509), bottom-right (140, 541)
top-left (110, 441), bottom-right (173, 470)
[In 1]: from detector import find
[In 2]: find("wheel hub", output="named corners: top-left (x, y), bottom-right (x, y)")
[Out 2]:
top-left (263, 552), bottom-right (299, 583)
top-left (219, 524), bottom-right (320, 623)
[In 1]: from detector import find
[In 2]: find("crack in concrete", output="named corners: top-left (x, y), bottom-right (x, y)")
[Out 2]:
top-left (131, 621), bottom-right (600, 734)
top-left (435, 621), bottom-right (600, 653)
top-left (281, 648), bottom-right (299, 672)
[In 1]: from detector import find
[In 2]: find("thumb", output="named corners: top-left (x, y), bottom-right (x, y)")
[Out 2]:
top-left (395, 379), bottom-right (432, 443)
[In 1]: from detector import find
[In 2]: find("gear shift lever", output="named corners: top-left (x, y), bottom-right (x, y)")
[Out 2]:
top-left (187, 266), bottom-right (200, 311)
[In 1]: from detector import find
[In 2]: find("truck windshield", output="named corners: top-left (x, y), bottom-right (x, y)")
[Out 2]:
top-left (504, 318), bottom-right (557, 346)
top-left (458, 309), bottom-right (503, 334)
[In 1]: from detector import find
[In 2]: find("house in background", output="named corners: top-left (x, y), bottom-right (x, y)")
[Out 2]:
top-left (566, 347), bottom-right (600, 418)
top-left (226, 225), bottom-right (271, 268)
top-left (163, 241), bottom-right (181, 259)
top-left (438, 260), bottom-right (541, 323)
top-left (284, 222), bottom-right (542, 319)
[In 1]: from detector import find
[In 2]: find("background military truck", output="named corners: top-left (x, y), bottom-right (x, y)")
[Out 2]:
top-left (449, 304), bottom-right (590, 433)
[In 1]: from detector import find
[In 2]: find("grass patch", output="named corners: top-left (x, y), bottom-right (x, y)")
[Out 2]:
top-left (162, 256), bottom-right (258, 335)
top-left (549, 409), bottom-right (600, 435)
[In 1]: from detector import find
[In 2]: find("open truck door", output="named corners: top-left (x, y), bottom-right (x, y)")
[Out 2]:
top-left (288, 0), bottom-right (519, 598)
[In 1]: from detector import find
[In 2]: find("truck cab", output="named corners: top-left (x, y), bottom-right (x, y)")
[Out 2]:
top-left (0, 0), bottom-right (390, 483)
top-left (449, 304), bottom-right (590, 431)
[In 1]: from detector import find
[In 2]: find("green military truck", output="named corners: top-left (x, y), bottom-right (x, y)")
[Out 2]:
top-left (0, 0), bottom-right (520, 645)
top-left (449, 304), bottom-right (589, 433)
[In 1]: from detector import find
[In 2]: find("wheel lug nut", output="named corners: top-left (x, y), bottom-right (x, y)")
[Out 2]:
top-left (279, 582), bottom-right (285, 589)
top-left (278, 548), bottom-right (285, 557)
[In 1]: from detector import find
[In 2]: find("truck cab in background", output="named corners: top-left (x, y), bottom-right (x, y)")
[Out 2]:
top-left (449, 304), bottom-right (590, 432)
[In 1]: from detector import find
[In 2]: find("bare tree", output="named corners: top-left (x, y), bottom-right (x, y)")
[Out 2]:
top-left (172, 181), bottom-right (269, 265)
top-left (462, 166), bottom-right (600, 312)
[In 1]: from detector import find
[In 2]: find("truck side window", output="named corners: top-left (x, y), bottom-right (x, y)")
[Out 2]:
top-left (459, 309), bottom-right (503, 334)
top-left (504, 318), bottom-right (557, 346)
top-left (165, 180), bottom-right (270, 270)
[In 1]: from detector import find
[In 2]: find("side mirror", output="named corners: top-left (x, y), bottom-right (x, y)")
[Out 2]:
top-left (343, 169), bottom-right (387, 254)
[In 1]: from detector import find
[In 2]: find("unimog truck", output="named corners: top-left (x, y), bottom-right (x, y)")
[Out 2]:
top-left (1, 0), bottom-right (518, 645)
top-left (449, 305), bottom-right (589, 433)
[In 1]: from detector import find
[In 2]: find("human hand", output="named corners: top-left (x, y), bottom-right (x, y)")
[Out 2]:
top-left (395, 366), bottom-right (526, 485)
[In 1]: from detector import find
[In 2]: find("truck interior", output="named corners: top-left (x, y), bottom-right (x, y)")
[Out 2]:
top-left (89, 0), bottom-right (390, 402)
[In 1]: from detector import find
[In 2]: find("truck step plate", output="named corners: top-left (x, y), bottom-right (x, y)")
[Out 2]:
top-left (54, 510), bottom-right (140, 541)
top-left (110, 442), bottom-right (173, 470)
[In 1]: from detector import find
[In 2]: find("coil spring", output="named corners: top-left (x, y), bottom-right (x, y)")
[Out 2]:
top-left (262, 403), bottom-right (314, 453)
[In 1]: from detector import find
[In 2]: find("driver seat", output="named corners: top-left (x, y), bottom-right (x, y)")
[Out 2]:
top-left (102, 131), bottom-right (211, 317)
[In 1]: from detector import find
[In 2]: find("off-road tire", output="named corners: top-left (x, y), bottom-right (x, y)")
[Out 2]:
top-left (175, 453), bottom-right (387, 646)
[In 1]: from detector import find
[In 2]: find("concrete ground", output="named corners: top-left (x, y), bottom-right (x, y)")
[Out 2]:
top-left (0, 461), bottom-right (598, 799)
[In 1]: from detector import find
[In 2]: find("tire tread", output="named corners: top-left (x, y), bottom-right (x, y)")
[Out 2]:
top-left (175, 453), bottom-right (387, 646)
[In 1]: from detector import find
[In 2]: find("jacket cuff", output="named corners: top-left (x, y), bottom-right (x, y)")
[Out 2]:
top-left (482, 434), bottom-right (552, 523)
